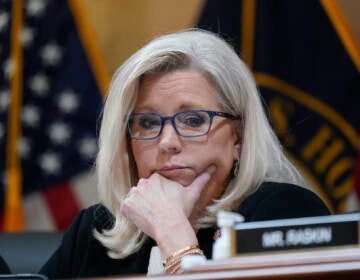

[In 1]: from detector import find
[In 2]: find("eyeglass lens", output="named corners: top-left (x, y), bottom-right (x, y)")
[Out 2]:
top-left (129, 111), bottom-right (211, 139)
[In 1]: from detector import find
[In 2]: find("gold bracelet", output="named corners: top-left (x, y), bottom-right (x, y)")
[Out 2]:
top-left (164, 256), bottom-right (181, 269)
top-left (163, 244), bottom-right (199, 267)
top-left (169, 263), bottom-right (182, 274)
top-left (164, 248), bottom-right (204, 269)
top-left (164, 258), bottom-right (182, 273)
top-left (164, 248), bottom-right (205, 274)
top-left (164, 249), bottom-right (202, 268)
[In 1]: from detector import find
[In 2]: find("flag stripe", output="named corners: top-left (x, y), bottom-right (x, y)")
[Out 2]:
top-left (24, 192), bottom-right (55, 231)
top-left (43, 182), bottom-right (81, 231)
top-left (22, 173), bottom-right (97, 231)
top-left (71, 171), bottom-right (98, 208)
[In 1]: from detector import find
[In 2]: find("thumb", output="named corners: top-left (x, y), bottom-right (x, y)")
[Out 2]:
top-left (186, 165), bottom-right (216, 199)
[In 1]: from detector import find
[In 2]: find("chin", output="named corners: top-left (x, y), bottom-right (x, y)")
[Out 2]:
top-left (168, 176), bottom-right (194, 187)
top-left (157, 168), bottom-right (196, 186)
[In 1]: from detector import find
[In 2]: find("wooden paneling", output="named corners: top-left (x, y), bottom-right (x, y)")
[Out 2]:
top-left (80, 0), bottom-right (204, 74)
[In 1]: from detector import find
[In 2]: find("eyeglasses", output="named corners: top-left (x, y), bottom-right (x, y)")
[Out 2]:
top-left (127, 109), bottom-right (239, 140)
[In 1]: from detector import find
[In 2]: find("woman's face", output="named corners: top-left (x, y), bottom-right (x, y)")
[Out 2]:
top-left (130, 70), bottom-right (241, 218)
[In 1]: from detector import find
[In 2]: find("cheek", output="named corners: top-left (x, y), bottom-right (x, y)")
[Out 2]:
top-left (204, 136), bottom-right (236, 172)
top-left (211, 151), bottom-right (234, 187)
top-left (202, 129), bottom-right (238, 186)
top-left (194, 152), bottom-right (234, 212)
top-left (131, 142), bottom-right (153, 178)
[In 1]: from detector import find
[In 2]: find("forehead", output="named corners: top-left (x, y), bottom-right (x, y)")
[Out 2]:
top-left (135, 70), bottom-right (220, 112)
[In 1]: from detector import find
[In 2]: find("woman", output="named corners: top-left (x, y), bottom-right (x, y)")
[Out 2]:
top-left (40, 29), bottom-right (330, 278)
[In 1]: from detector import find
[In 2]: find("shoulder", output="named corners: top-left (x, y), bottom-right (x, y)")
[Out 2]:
top-left (238, 182), bottom-right (330, 222)
top-left (40, 204), bottom-right (114, 278)
top-left (64, 204), bottom-right (114, 238)
top-left (54, 203), bottom-right (114, 254)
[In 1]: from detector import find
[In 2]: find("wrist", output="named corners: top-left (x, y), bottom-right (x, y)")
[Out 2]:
top-left (155, 218), bottom-right (198, 258)
top-left (163, 245), bottom-right (204, 274)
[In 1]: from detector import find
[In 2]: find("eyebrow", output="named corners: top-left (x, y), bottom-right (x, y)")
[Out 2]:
top-left (134, 104), bottom-right (214, 114)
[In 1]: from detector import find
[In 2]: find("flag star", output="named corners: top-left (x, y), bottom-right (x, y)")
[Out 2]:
top-left (0, 89), bottom-right (10, 112)
top-left (18, 137), bottom-right (31, 158)
top-left (41, 43), bottom-right (62, 66)
top-left (22, 26), bottom-right (35, 48)
top-left (78, 137), bottom-right (97, 159)
top-left (26, 0), bottom-right (47, 17)
top-left (38, 152), bottom-right (61, 175)
top-left (29, 73), bottom-right (49, 96)
top-left (22, 105), bottom-right (40, 127)
top-left (0, 11), bottom-right (9, 32)
top-left (58, 90), bottom-right (79, 113)
top-left (3, 58), bottom-right (13, 79)
top-left (48, 122), bottom-right (71, 144)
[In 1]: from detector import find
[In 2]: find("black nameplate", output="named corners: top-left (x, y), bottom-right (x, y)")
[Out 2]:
top-left (234, 213), bottom-right (360, 254)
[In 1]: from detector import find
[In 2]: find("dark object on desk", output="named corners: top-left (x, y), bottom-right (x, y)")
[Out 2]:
top-left (234, 213), bottom-right (360, 255)
top-left (0, 255), bottom-right (10, 274)
top-left (0, 232), bottom-right (63, 274)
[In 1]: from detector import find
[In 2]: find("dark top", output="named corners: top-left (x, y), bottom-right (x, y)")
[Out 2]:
top-left (0, 255), bottom-right (10, 274)
top-left (40, 182), bottom-right (330, 279)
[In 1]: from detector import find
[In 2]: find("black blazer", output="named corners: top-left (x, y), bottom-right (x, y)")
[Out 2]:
top-left (40, 182), bottom-right (330, 279)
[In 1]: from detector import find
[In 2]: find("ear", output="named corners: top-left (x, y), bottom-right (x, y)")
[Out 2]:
top-left (232, 120), bottom-right (243, 160)
top-left (233, 142), bottom-right (241, 161)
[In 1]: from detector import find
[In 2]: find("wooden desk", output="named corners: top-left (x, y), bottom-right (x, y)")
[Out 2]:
top-left (115, 247), bottom-right (360, 279)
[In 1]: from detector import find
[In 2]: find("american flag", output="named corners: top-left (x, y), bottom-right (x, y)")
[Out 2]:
top-left (0, 0), bottom-right (106, 231)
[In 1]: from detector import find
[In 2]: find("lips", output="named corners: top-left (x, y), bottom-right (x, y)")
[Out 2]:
top-left (157, 165), bottom-right (185, 172)
top-left (156, 165), bottom-right (187, 176)
top-left (155, 165), bottom-right (193, 184)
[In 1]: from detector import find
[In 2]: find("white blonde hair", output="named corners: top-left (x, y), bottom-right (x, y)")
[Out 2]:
top-left (95, 29), bottom-right (305, 258)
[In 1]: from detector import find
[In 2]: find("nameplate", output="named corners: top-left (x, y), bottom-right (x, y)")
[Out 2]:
top-left (234, 213), bottom-right (360, 255)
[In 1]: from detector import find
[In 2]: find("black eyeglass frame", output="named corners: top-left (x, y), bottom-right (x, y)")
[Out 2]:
top-left (127, 109), bottom-right (240, 140)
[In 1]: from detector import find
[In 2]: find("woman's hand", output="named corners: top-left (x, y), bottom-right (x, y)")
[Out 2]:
top-left (120, 165), bottom-right (214, 257)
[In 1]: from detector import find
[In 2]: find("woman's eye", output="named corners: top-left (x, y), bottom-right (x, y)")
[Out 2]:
top-left (138, 117), bottom-right (160, 129)
top-left (182, 114), bottom-right (206, 127)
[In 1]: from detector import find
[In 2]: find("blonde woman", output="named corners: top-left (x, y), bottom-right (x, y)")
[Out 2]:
top-left (40, 29), bottom-right (329, 278)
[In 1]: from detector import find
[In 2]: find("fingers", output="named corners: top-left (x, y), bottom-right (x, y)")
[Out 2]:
top-left (186, 165), bottom-right (216, 198)
top-left (138, 178), bottom-right (151, 188)
top-left (121, 166), bottom-right (216, 234)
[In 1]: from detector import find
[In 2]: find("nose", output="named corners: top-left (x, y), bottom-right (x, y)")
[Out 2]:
top-left (158, 121), bottom-right (182, 154)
